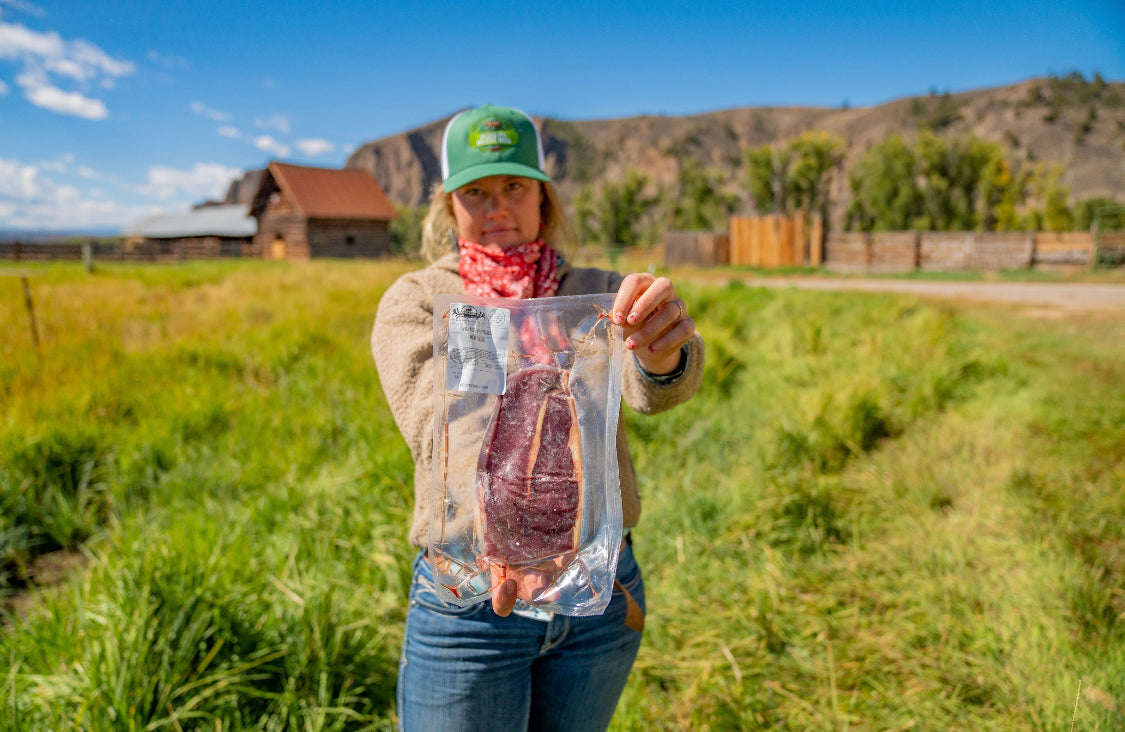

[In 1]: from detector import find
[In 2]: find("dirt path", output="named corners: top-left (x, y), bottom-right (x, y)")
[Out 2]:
top-left (716, 277), bottom-right (1125, 314)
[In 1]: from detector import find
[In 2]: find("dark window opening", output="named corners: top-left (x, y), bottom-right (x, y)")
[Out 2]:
top-left (346, 235), bottom-right (355, 246)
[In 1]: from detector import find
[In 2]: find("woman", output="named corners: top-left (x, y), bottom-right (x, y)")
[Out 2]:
top-left (372, 105), bottom-right (704, 731)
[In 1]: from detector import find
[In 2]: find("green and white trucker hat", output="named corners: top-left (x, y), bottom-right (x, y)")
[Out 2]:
top-left (441, 105), bottom-right (551, 192)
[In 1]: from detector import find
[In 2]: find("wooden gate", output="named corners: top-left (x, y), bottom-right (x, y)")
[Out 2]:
top-left (729, 212), bottom-right (822, 267)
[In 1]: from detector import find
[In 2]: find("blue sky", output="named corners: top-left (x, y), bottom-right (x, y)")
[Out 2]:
top-left (1, 0), bottom-right (1122, 232)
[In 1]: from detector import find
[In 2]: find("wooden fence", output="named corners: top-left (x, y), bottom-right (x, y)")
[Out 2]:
top-left (665, 214), bottom-right (823, 268)
top-left (1096, 232), bottom-right (1125, 266)
top-left (664, 231), bottom-right (729, 267)
top-left (729, 213), bottom-right (823, 267)
top-left (661, 223), bottom-right (1125, 271)
top-left (0, 238), bottom-right (255, 263)
top-left (822, 231), bottom-right (1100, 273)
top-left (7, 228), bottom-right (1123, 272)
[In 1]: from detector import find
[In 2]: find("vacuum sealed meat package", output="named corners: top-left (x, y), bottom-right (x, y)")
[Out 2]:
top-left (429, 292), bottom-right (624, 617)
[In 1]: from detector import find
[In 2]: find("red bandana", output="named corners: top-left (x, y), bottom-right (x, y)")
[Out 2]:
top-left (458, 238), bottom-right (560, 300)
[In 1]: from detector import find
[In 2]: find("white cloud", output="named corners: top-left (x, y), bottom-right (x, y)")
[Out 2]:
top-left (295, 138), bottom-right (334, 157)
top-left (0, 154), bottom-right (159, 231)
top-left (189, 100), bottom-right (231, 123)
top-left (0, 20), bottom-right (132, 118)
top-left (217, 125), bottom-right (240, 139)
top-left (254, 112), bottom-right (290, 134)
top-left (76, 165), bottom-right (96, 179)
top-left (136, 162), bottom-right (242, 200)
top-left (0, 1), bottom-right (46, 19)
top-left (0, 156), bottom-right (46, 199)
top-left (253, 135), bottom-right (290, 157)
top-left (0, 24), bottom-right (133, 80)
top-left (0, 20), bottom-right (51, 57)
top-left (3, 193), bottom-right (159, 231)
top-left (0, 78), bottom-right (6, 95)
top-left (17, 68), bottom-right (107, 119)
top-left (55, 39), bottom-right (131, 81)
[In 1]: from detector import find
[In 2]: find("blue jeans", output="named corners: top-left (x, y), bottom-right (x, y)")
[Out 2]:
top-left (397, 543), bottom-right (645, 732)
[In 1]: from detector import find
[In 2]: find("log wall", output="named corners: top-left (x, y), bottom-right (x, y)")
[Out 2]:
top-left (308, 219), bottom-right (391, 258)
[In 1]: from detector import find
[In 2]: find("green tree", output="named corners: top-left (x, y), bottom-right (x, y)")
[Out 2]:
top-left (573, 171), bottom-right (659, 247)
top-left (672, 160), bottom-right (738, 230)
top-left (744, 146), bottom-right (789, 214)
top-left (1074, 197), bottom-right (1125, 230)
top-left (789, 131), bottom-right (845, 221)
top-left (846, 135), bottom-right (920, 231)
top-left (908, 89), bottom-right (962, 131)
top-left (913, 132), bottom-right (1001, 230)
top-left (978, 154), bottom-right (1032, 231)
top-left (744, 132), bottom-right (844, 218)
top-left (1037, 165), bottom-right (1074, 232)
top-left (573, 184), bottom-right (599, 245)
top-left (388, 204), bottom-right (427, 257)
top-left (847, 133), bottom-right (1033, 232)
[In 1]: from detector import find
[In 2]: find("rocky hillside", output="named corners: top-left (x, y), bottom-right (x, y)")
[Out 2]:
top-left (228, 75), bottom-right (1125, 225)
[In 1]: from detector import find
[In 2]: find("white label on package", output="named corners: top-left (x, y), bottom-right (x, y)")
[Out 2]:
top-left (445, 303), bottom-right (510, 395)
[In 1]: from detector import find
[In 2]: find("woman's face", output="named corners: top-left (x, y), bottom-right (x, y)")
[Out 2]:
top-left (451, 175), bottom-right (543, 250)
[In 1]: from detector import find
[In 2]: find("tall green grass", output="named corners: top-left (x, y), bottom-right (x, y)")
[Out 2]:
top-left (616, 283), bottom-right (1125, 730)
top-left (1, 261), bottom-right (1122, 730)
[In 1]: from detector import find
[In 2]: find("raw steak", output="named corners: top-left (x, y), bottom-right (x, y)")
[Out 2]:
top-left (476, 364), bottom-right (584, 566)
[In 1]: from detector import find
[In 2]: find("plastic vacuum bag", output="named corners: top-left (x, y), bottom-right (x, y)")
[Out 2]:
top-left (429, 292), bottom-right (624, 617)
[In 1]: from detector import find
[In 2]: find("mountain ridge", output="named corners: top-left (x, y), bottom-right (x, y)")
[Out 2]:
top-left (225, 75), bottom-right (1125, 228)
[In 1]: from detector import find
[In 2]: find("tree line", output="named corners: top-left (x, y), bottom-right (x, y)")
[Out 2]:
top-left (391, 130), bottom-right (1125, 253)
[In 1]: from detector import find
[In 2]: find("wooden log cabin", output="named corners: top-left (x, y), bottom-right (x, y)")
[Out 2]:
top-left (249, 162), bottom-right (398, 259)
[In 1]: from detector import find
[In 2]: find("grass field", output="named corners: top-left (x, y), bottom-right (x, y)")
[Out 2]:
top-left (1, 259), bottom-right (1122, 731)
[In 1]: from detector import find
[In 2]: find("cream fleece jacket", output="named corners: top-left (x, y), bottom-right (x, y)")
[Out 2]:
top-left (372, 252), bottom-right (705, 548)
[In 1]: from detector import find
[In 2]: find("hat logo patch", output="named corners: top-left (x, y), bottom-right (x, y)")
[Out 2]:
top-left (469, 119), bottom-right (519, 152)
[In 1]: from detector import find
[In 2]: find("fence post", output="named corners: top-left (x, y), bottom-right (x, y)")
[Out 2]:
top-left (793, 212), bottom-right (805, 265)
top-left (21, 275), bottom-right (42, 359)
top-left (810, 214), bottom-right (823, 266)
top-left (1090, 221), bottom-right (1100, 270)
top-left (82, 240), bottom-right (93, 273)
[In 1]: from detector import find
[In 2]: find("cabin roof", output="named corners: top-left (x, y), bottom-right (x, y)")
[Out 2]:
top-left (250, 162), bottom-right (398, 220)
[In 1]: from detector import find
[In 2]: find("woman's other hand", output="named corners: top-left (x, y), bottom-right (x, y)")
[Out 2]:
top-left (612, 273), bottom-right (695, 375)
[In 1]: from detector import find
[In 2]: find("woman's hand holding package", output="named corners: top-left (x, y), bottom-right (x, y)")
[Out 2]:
top-left (612, 273), bottom-right (695, 375)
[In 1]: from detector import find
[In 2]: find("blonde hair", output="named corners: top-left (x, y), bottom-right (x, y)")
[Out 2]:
top-left (420, 179), bottom-right (576, 263)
